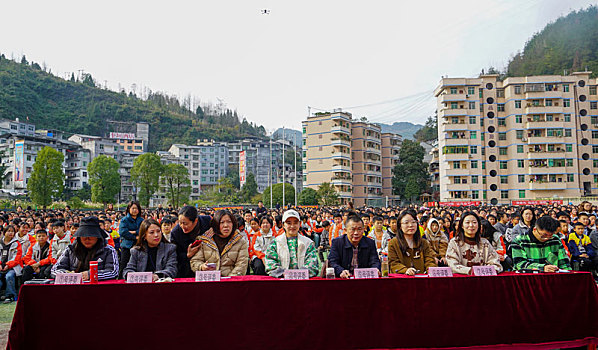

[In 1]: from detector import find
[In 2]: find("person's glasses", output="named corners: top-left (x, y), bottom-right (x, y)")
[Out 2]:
top-left (401, 221), bottom-right (418, 226)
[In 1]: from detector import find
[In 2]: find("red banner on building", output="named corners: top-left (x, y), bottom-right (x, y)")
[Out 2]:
top-left (511, 200), bottom-right (563, 206)
top-left (239, 151), bottom-right (246, 188)
top-left (438, 201), bottom-right (481, 207)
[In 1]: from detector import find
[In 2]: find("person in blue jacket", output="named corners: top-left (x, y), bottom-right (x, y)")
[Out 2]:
top-left (118, 201), bottom-right (143, 278)
top-left (328, 214), bottom-right (381, 278)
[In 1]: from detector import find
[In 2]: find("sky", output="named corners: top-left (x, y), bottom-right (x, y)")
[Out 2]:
top-left (1, 0), bottom-right (597, 133)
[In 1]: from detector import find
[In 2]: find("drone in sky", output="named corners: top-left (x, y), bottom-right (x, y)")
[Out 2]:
top-left (261, 9), bottom-right (270, 15)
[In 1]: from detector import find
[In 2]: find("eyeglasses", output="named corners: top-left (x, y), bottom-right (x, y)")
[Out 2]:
top-left (401, 221), bottom-right (418, 226)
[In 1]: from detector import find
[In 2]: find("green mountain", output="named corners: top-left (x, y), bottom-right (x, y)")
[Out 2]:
top-left (379, 121), bottom-right (423, 140)
top-left (0, 54), bottom-right (267, 152)
top-left (506, 6), bottom-right (598, 78)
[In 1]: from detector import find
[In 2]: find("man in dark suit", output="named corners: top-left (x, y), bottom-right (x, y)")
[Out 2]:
top-left (328, 214), bottom-right (381, 278)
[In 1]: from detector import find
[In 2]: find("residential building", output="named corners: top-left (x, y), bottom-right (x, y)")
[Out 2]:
top-left (381, 133), bottom-right (402, 206)
top-left (435, 72), bottom-right (597, 205)
top-left (352, 121), bottom-right (383, 207)
top-left (227, 138), bottom-right (284, 193)
top-left (167, 144), bottom-right (203, 201)
top-left (429, 143), bottom-right (440, 201)
top-left (196, 139), bottom-right (229, 191)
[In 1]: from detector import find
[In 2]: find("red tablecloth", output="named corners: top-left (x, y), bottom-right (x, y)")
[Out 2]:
top-left (7, 272), bottom-right (598, 350)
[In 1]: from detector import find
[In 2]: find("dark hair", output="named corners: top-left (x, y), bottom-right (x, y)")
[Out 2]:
top-left (456, 211), bottom-right (481, 245)
top-left (520, 207), bottom-right (536, 227)
top-left (321, 220), bottom-right (330, 228)
top-left (573, 222), bottom-right (585, 228)
top-left (389, 216), bottom-right (398, 222)
top-left (259, 216), bottom-right (273, 228)
top-left (35, 229), bottom-right (48, 236)
top-left (479, 219), bottom-right (496, 242)
top-left (345, 214), bottom-right (363, 226)
top-left (126, 201), bottom-right (142, 218)
top-left (178, 205), bottom-right (198, 222)
top-left (577, 212), bottom-right (590, 219)
top-left (52, 220), bottom-right (65, 228)
top-left (3, 225), bottom-right (17, 236)
top-left (372, 216), bottom-right (383, 223)
top-left (161, 217), bottom-right (174, 225)
top-left (395, 210), bottom-right (422, 254)
top-left (235, 215), bottom-right (245, 229)
top-left (556, 211), bottom-right (569, 219)
top-left (211, 210), bottom-right (238, 236)
top-left (73, 237), bottom-right (103, 273)
top-left (135, 218), bottom-right (163, 251)
top-left (536, 216), bottom-right (560, 233)
top-left (511, 212), bottom-right (521, 219)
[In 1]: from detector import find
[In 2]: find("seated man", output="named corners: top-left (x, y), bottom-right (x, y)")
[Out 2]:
top-left (328, 214), bottom-right (381, 279)
top-left (511, 216), bottom-right (570, 272)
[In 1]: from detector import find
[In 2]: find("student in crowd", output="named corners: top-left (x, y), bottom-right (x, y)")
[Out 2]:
top-left (190, 210), bottom-right (248, 277)
top-left (493, 211), bottom-right (509, 236)
top-left (49, 220), bottom-right (71, 267)
top-left (161, 217), bottom-right (174, 242)
top-left (170, 206), bottom-right (212, 278)
top-left (22, 229), bottom-right (53, 282)
top-left (511, 216), bottom-right (571, 272)
top-left (388, 210), bottom-right (436, 275)
top-left (567, 222), bottom-right (595, 272)
top-left (0, 225), bottom-right (22, 303)
top-left (251, 216), bottom-right (276, 275)
top-left (446, 211), bottom-right (502, 275)
top-left (123, 218), bottom-right (177, 281)
top-left (16, 222), bottom-right (35, 255)
top-left (118, 201), bottom-right (144, 278)
top-left (317, 220), bottom-right (331, 262)
top-left (328, 214), bottom-right (380, 278)
top-left (265, 209), bottom-right (320, 278)
top-left (509, 207), bottom-right (535, 243)
top-left (425, 218), bottom-right (448, 266)
top-left (380, 216), bottom-right (398, 255)
top-left (51, 216), bottom-right (119, 281)
top-left (329, 213), bottom-right (344, 245)
top-left (367, 216), bottom-right (387, 255)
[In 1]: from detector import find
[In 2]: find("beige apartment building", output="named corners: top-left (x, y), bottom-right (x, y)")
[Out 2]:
top-left (435, 72), bottom-right (597, 205)
top-left (302, 110), bottom-right (401, 207)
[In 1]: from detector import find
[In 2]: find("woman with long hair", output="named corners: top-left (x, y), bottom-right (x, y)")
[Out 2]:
top-left (190, 210), bottom-right (248, 277)
top-left (118, 201), bottom-right (143, 278)
top-left (123, 218), bottom-right (177, 281)
top-left (388, 210), bottom-right (436, 275)
top-left (446, 211), bottom-right (502, 275)
top-left (509, 207), bottom-right (536, 243)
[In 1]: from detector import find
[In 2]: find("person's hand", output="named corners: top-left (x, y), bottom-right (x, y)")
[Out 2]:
top-left (201, 263), bottom-right (216, 271)
top-left (81, 271), bottom-right (90, 281)
top-left (434, 257), bottom-right (439, 265)
top-left (318, 246), bottom-right (323, 250)
top-left (405, 268), bottom-right (416, 276)
top-left (339, 270), bottom-right (351, 279)
top-left (34, 266), bottom-right (40, 274)
top-left (468, 268), bottom-right (474, 276)
top-left (187, 242), bottom-right (201, 258)
top-left (580, 253), bottom-right (589, 259)
top-left (1, 265), bottom-right (8, 272)
top-left (544, 264), bottom-right (559, 273)
top-left (32, 262), bottom-right (40, 269)
top-left (152, 274), bottom-right (160, 282)
top-left (440, 257), bottom-right (447, 265)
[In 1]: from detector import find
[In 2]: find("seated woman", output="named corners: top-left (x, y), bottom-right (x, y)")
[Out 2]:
top-left (249, 216), bottom-right (277, 275)
top-left (190, 210), bottom-right (248, 277)
top-left (51, 216), bottom-right (119, 281)
top-left (424, 218), bottom-right (448, 266)
top-left (265, 209), bottom-right (320, 278)
top-left (388, 210), bottom-right (436, 276)
top-left (123, 218), bottom-right (177, 281)
top-left (446, 211), bottom-right (503, 275)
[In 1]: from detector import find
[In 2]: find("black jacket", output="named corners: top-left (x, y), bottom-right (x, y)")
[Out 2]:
top-left (170, 215), bottom-right (212, 278)
top-left (328, 235), bottom-right (381, 277)
top-left (51, 239), bottom-right (119, 280)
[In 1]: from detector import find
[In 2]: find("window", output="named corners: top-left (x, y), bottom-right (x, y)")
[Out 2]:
top-left (454, 176), bottom-right (461, 184)
top-left (566, 144), bottom-right (573, 152)
top-left (470, 146), bottom-right (477, 154)
top-left (591, 101), bottom-right (597, 110)
top-left (515, 115), bottom-right (522, 123)
top-left (593, 146), bottom-right (598, 153)
top-left (497, 104), bottom-right (505, 112)
top-left (518, 175), bottom-right (525, 183)
top-left (482, 161), bottom-right (486, 169)
top-left (594, 131), bottom-right (598, 139)
top-left (471, 190), bottom-right (479, 199)
top-left (563, 99), bottom-right (570, 107)
top-left (516, 130), bottom-right (523, 139)
top-left (470, 131), bottom-right (477, 139)
top-left (514, 85), bottom-right (522, 94)
top-left (472, 176), bottom-right (478, 184)
top-left (452, 161), bottom-right (460, 169)
top-left (469, 116), bottom-right (476, 124)
top-left (471, 161), bottom-right (478, 168)
top-left (498, 132), bottom-right (506, 141)
top-left (479, 89), bottom-right (483, 98)
top-left (546, 114), bottom-right (553, 122)
top-left (567, 174), bottom-right (574, 182)
top-left (468, 87), bottom-right (475, 95)
top-left (514, 100), bottom-right (521, 108)
top-left (469, 102), bottom-right (476, 109)
top-left (517, 145), bottom-right (523, 153)
top-left (497, 89), bottom-right (504, 98)
top-left (590, 86), bottom-right (597, 95)
top-left (499, 147), bottom-right (508, 155)
top-left (594, 160), bottom-right (598, 168)
top-left (500, 176), bottom-right (508, 184)
top-left (564, 114), bottom-right (571, 122)
top-left (545, 99), bottom-right (553, 107)
top-left (451, 102), bottom-right (458, 109)
top-left (519, 190), bottom-right (525, 199)
top-left (518, 160), bottom-right (524, 168)
top-left (566, 159), bottom-right (573, 167)
top-left (498, 118), bottom-right (506, 126)
top-left (450, 87), bottom-right (457, 94)
top-left (501, 191), bottom-right (509, 199)
top-left (500, 161), bottom-right (508, 169)
top-left (565, 129), bottom-right (571, 137)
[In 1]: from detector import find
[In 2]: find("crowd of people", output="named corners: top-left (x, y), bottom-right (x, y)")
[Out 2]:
top-left (0, 199), bottom-right (596, 302)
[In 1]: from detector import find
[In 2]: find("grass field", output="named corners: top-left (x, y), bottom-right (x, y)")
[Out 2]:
top-left (0, 302), bottom-right (16, 348)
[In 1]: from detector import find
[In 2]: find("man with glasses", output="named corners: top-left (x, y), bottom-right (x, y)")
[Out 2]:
top-left (328, 214), bottom-right (381, 279)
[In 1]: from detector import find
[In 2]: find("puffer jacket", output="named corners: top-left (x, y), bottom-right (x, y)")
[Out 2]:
top-left (119, 214), bottom-right (144, 249)
top-left (24, 242), bottom-right (52, 266)
top-left (0, 237), bottom-right (23, 276)
top-left (190, 230), bottom-right (248, 277)
top-left (51, 239), bottom-right (119, 280)
top-left (50, 232), bottom-right (72, 264)
top-left (424, 218), bottom-right (448, 260)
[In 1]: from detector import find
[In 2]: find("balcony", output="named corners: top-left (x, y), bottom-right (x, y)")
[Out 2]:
top-left (330, 138), bottom-right (350, 147)
top-left (439, 93), bottom-right (468, 104)
top-left (331, 152), bottom-right (350, 161)
top-left (337, 190), bottom-right (353, 198)
top-left (331, 164), bottom-right (351, 172)
top-left (528, 181), bottom-right (566, 190)
top-left (527, 148), bottom-right (566, 157)
top-left (440, 109), bottom-right (469, 117)
top-left (444, 183), bottom-right (474, 191)
top-left (524, 90), bottom-right (563, 99)
top-left (365, 135), bottom-right (381, 143)
top-left (443, 122), bottom-right (471, 131)
top-left (526, 120), bottom-right (566, 129)
top-left (331, 125), bottom-right (350, 135)
top-left (528, 166), bottom-right (567, 174)
top-left (331, 178), bottom-right (352, 186)
top-left (525, 105), bottom-right (564, 114)
top-left (365, 146), bottom-right (381, 155)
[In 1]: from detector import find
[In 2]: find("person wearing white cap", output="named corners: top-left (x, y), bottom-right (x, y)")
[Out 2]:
top-left (264, 209), bottom-right (320, 278)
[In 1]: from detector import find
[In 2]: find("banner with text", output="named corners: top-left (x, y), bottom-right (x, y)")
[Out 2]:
top-left (239, 151), bottom-right (246, 188)
top-left (14, 140), bottom-right (24, 187)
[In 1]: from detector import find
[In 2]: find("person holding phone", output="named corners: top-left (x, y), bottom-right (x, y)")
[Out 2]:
top-left (190, 210), bottom-right (248, 277)
top-left (123, 218), bottom-right (177, 281)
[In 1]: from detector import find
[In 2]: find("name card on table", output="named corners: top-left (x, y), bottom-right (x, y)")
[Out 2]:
top-left (428, 267), bottom-right (453, 277)
top-left (195, 270), bottom-right (221, 282)
top-left (354, 268), bottom-right (379, 279)
top-left (284, 269), bottom-right (309, 280)
top-left (55, 273), bottom-right (82, 285)
top-left (127, 272), bottom-right (153, 284)
top-left (473, 266), bottom-right (497, 276)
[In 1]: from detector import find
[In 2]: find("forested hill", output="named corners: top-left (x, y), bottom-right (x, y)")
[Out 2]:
top-left (0, 54), bottom-right (267, 152)
top-left (506, 6), bottom-right (598, 78)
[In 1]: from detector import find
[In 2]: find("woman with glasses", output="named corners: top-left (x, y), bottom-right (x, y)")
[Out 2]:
top-left (388, 210), bottom-right (436, 276)
top-left (446, 211), bottom-right (503, 275)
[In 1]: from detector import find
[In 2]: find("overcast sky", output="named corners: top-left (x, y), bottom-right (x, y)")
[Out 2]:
top-left (1, 0), bottom-right (596, 132)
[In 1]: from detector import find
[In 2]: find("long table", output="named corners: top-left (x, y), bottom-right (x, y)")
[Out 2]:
top-left (7, 272), bottom-right (598, 350)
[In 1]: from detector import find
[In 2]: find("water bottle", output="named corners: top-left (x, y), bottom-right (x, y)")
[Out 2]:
top-left (381, 254), bottom-right (389, 277)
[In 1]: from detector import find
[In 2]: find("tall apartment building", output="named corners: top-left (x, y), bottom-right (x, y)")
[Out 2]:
top-left (227, 139), bottom-right (284, 193)
top-left (167, 144), bottom-right (203, 201)
top-left (303, 110), bottom-right (401, 207)
top-left (435, 72), bottom-right (597, 205)
top-left (195, 139), bottom-right (229, 191)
